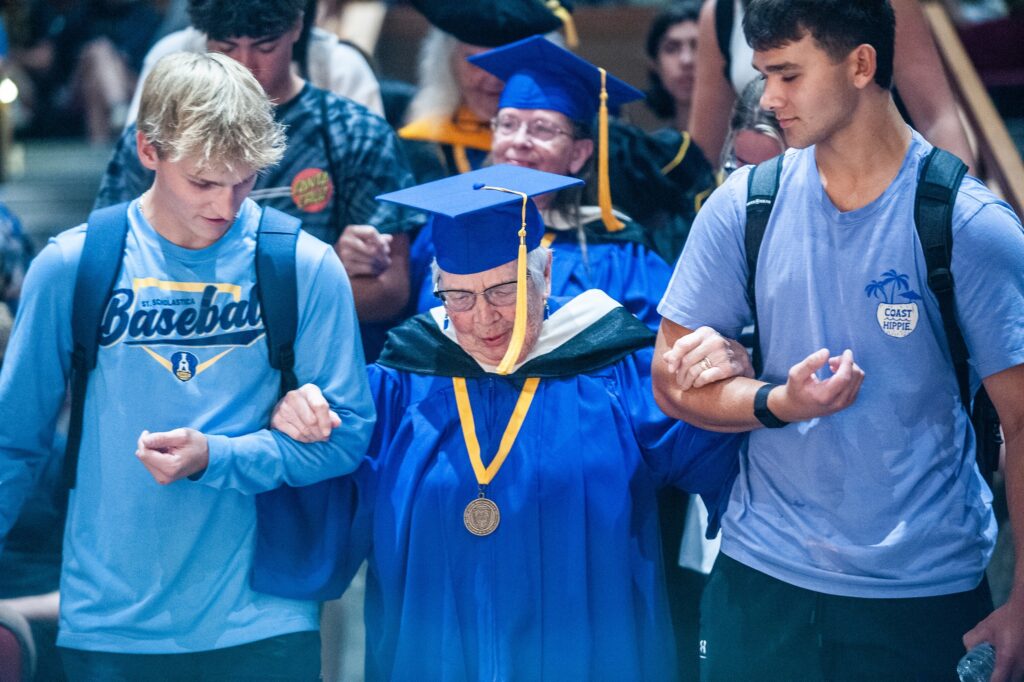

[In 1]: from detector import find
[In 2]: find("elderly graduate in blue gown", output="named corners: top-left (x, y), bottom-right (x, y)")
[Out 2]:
top-left (252, 165), bottom-right (749, 681)
top-left (410, 36), bottom-right (676, 333)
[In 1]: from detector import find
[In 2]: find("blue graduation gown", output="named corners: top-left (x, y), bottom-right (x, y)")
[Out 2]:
top-left (409, 213), bottom-right (672, 332)
top-left (252, 295), bottom-right (740, 681)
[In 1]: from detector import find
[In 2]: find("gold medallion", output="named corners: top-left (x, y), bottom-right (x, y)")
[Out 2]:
top-left (463, 496), bottom-right (500, 536)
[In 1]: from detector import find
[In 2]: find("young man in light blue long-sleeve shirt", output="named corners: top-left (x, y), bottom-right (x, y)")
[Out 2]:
top-left (0, 51), bottom-right (375, 679)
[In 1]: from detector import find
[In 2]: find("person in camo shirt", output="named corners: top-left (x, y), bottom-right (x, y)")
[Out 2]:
top-left (94, 0), bottom-right (422, 361)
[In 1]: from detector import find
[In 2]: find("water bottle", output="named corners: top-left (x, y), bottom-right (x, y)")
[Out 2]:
top-left (957, 642), bottom-right (996, 682)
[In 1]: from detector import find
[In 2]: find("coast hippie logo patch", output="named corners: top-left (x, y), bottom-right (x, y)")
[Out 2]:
top-left (290, 167), bottom-right (333, 213)
top-left (99, 278), bottom-right (266, 382)
top-left (865, 269), bottom-right (922, 338)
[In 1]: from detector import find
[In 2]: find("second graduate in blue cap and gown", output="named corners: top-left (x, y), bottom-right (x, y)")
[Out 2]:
top-left (251, 165), bottom-right (742, 681)
top-left (409, 36), bottom-right (674, 334)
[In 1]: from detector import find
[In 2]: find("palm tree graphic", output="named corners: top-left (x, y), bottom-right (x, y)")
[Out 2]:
top-left (864, 269), bottom-right (922, 304)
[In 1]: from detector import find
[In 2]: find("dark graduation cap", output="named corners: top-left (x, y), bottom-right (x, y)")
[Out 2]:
top-left (409, 0), bottom-right (577, 48)
top-left (469, 35), bottom-right (644, 232)
top-left (377, 164), bottom-right (582, 374)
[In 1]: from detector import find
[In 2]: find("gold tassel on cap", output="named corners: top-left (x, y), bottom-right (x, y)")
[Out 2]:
top-left (546, 0), bottom-right (578, 49)
top-left (479, 185), bottom-right (530, 375)
top-left (597, 67), bottom-right (624, 232)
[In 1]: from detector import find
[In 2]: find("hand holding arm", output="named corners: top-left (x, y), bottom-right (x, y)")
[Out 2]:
top-left (653, 318), bottom-right (865, 431)
top-left (271, 383), bottom-right (341, 443)
top-left (661, 325), bottom-right (755, 390)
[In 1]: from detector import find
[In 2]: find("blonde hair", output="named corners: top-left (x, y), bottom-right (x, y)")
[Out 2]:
top-left (137, 52), bottom-right (286, 173)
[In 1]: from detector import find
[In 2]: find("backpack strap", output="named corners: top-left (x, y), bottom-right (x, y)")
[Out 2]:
top-left (65, 202), bottom-right (131, 489)
top-left (915, 147), bottom-right (969, 407)
top-left (256, 207), bottom-right (302, 396)
top-left (744, 154), bottom-right (784, 377)
top-left (715, 0), bottom-right (734, 82)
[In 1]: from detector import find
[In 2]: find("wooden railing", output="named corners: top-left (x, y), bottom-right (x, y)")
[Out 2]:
top-left (922, 0), bottom-right (1024, 216)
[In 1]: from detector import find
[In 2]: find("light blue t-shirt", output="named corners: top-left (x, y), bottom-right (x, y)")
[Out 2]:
top-left (0, 198), bottom-right (376, 652)
top-left (659, 130), bottom-right (1024, 598)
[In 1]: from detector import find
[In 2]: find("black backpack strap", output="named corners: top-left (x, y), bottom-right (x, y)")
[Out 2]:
top-left (65, 202), bottom-right (131, 489)
top-left (745, 154), bottom-right (784, 377)
top-left (915, 147), bottom-right (969, 407)
top-left (715, 0), bottom-right (734, 82)
top-left (256, 207), bottom-right (302, 396)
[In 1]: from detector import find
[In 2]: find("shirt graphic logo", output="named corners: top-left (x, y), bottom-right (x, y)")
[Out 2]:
top-left (172, 351), bottom-right (198, 381)
top-left (865, 269), bottom-right (922, 338)
top-left (101, 278), bottom-right (265, 382)
top-left (290, 167), bottom-right (333, 213)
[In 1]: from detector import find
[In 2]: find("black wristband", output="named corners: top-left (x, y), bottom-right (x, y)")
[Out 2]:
top-left (754, 383), bottom-right (788, 429)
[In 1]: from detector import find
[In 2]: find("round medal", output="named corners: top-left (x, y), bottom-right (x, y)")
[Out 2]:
top-left (463, 496), bottom-right (500, 536)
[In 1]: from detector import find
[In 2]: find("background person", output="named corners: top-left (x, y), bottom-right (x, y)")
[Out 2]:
top-left (122, 0), bottom-right (383, 121)
top-left (645, 2), bottom-right (702, 132)
top-left (410, 37), bottom-right (675, 334)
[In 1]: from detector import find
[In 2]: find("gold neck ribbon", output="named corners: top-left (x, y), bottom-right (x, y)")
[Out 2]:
top-left (546, 0), bottom-right (579, 49)
top-left (452, 144), bottom-right (472, 174)
top-left (476, 185), bottom-right (530, 375)
top-left (597, 67), bottom-right (624, 232)
top-left (452, 376), bottom-right (541, 486)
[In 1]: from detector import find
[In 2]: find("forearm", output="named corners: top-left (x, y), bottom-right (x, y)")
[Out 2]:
top-left (200, 407), bottom-right (374, 495)
top-left (350, 272), bottom-right (409, 322)
top-left (1002, 427), bottom-right (1024, 603)
top-left (653, 371), bottom-right (766, 432)
top-left (0, 591), bottom-right (60, 621)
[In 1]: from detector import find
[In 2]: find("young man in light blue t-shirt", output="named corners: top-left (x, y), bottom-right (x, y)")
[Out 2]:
top-left (653, 0), bottom-right (1024, 679)
top-left (0, 52), bottom-right (375, 678)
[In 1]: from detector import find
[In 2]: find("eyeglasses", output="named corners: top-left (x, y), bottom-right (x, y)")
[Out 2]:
top-left (435, 279), bottom-right (520, 312)
top-left (490, 115), bottom-right (572, 143)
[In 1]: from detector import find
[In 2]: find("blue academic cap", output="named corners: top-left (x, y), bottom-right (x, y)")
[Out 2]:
top-left (469, 36), bottom-right (642, 232)
top-left (377, 164), bottom-right (582, 374)
top-left (468, 35), bottom-right (643, 121)
top-left (376, 164), bottom-right (582, 275)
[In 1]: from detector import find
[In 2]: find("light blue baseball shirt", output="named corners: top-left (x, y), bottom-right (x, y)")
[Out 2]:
top-left (0, 198), bottom-right (376, 652)
top-left (659, 130), bottom-right (1024, 598)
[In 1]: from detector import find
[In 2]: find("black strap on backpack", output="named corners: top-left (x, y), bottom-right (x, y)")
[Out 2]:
top-left (65, 202), bottom-right (131, 489)
top-left (256, 207), bottom-right (301, 396)
top-left (65, 205), bottom-right (301, 489)
top-left (744, 154), bottom-right (784, 377)
top-left (915, 148), bottom-right (1002, 480)
top-left (715, 0), bottom-right (735, 82)
top-left (743, 148), bottom-right (1001, 479)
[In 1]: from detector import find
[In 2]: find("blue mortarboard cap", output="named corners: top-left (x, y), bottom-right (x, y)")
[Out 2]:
top-left (468, 36), bottom-right (643, 121)
top-left (376, 164), bottom-right (583, 275)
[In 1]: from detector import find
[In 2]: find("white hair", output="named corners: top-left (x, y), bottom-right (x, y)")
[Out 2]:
top-left (406, 29), bottom-right (462, 123)
top-left (431, 245), bottom-right (550, 295)
top-left (405, 29), bottom-right (567, 124)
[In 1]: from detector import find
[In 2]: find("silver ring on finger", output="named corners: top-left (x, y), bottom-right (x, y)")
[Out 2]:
top-left (700, 356), bottom-right (713, 372)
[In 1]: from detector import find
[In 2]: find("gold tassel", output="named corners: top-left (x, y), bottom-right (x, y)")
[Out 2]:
top-left (597, 68), bottom-right (624, 232)
top-left (479, 185), bottom-right (531, 375)
top-left (546, 0), bottom-right (579, 49)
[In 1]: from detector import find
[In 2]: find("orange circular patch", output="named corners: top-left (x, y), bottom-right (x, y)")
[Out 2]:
top-left (290, 168), bottom-right (333, 213)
